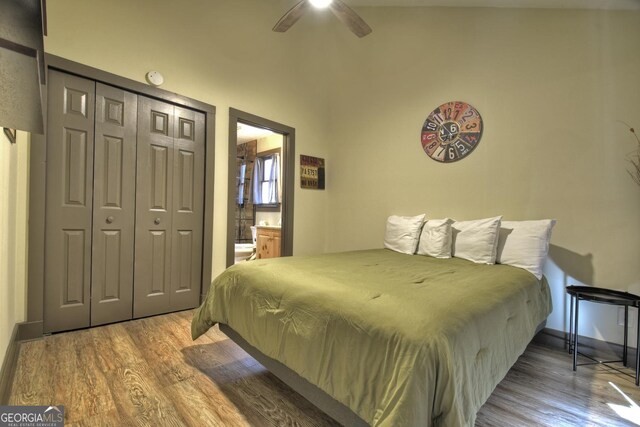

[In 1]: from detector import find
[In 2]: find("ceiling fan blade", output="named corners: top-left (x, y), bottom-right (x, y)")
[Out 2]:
top-left (329, 0), bottom-right (372, 38)
top-left (273, 0), bottom-right (311, 33)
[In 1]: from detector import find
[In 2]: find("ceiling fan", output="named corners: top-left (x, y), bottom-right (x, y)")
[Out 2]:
top-left (273, 0), bottom-right (372, 38)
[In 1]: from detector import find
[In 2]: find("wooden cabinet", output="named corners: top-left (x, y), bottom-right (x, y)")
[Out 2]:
top-left (256, 227), bottom-right (281, 259)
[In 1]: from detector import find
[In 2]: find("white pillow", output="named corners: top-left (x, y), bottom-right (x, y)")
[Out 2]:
top-left (384, 214), bottom-right (426, 255)
top-left (496, 219), bottom-right (556, 279)
top-left (451, 216), bottom-right (502, 264)
top-left (417, 218), bottom-right (453, 258)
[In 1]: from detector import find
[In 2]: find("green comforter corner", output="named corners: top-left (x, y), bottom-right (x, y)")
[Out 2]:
top-left (192, 249), bottom-right (551, 427)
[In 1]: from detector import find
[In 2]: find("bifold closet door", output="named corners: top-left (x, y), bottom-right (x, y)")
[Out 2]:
top-left (44, 70), bottom-right (96, 333)
top-left (133, 97), bottom-right (174, 317)
top-left (90, 83), bottom-right (137, 326)
top-left (134, 98), bottom-right (205, 317)
top-left (44, 71), bottom-right (205, 331)
top-left (170, 106), bottom-right (205, 311)
top-left (45, 74), bottom-right (139, 332)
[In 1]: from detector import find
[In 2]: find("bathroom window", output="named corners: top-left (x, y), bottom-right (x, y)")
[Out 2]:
top-left (253, 152), bottom-right (280, 206)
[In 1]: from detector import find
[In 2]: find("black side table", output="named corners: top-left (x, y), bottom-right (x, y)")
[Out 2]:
top-left (566, 285), bottom-right (640, 386)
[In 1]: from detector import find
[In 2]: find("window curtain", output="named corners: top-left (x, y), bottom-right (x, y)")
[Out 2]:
top-left (268, 153), bottom-right (280, 204)
top-left (237, 163), bottom-right (246, 205)
top-left (252, 154), bottom-right (280, 205)
top-left (252, 157), bottom-right (263, 204)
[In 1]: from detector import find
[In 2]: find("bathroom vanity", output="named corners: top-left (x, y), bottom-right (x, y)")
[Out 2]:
top-left (256, 226), bottom-right (281, 259)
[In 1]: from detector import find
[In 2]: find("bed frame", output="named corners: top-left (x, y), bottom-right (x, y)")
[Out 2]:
top-left (220, 324), bottom-right (369, 426)
top-left (220, 321), bottom-right (546, 426)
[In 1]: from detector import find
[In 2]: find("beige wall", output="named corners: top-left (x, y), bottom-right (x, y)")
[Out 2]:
top-left (257, 134), bottom-right (284, 154)
top-left (44, 0), bottom-right (333, 278)
top-left (0, 131), bottom-right (29, 367)
top-left (325, 8), bottom-right (640, 344)
top-left (42, 2), bottom-right (640, 344)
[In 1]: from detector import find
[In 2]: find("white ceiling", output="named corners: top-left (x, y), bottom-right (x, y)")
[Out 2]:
top-left (237, 123), bottom-right (278, 144)
top-left (347, 0), bottom-right (640, 9)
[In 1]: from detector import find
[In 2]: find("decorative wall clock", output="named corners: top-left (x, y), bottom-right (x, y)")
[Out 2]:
top-left (420, 101), bottom-right (483, 163)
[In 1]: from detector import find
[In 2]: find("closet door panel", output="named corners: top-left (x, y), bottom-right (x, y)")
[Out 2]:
top-left (134, 97), bottom-right (174, 318)
top-left (44, 70), bottom-right (95, 333)
top-left (170, 107), bottom-right (205, 311)
top-left (91, 83), bottom-right (137, 326)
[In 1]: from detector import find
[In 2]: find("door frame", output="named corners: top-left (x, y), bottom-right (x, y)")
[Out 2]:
top-left (25, 54), bottom-right (216, 339)
top-left (227, 108), bottom-right (295, 267)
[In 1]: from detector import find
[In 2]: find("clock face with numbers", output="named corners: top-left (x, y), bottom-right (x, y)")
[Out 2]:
top-left (420, 101), bottom-right (483, 163)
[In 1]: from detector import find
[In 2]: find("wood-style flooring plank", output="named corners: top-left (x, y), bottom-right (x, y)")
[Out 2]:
top-left (8, 338), bottom-right (49, 406)
top-left (476, 344), bottom-right (640, 427)
top-left (9, 310), bottom-right (640, 426)
top-left (65, 409), bottom-right (132, 427)
top-left (163, 376), bottom-right (250, 427)
top-left (49, 331), bottom-right (114, 423)
top-left (105, 361), bottom-right (187, 426)
top-left (68, 330), bottom-right (116, 420)
top-left (126, 315), bottom-right (197, 388)
top-left (227, 371), bottom-right (341, 427)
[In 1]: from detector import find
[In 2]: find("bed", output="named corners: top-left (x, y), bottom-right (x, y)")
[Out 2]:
top-left (192, 249), bottom-right (552, 427)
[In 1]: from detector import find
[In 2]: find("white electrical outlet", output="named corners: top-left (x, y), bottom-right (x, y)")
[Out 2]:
top-left (618, 307), bottom-right (637, 328)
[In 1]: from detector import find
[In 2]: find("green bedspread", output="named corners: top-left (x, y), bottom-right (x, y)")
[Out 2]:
top-left (192, 249), bottom-right (551, 427)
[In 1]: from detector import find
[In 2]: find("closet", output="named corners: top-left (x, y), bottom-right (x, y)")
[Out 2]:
top-left (43, 70), bottom-right (205, 333)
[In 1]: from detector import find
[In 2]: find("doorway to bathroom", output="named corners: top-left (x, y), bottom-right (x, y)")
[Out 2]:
top-left (227, 109), bottom-right (295, 267)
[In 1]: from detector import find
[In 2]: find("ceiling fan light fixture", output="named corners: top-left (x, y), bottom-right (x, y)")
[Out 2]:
top-left (309, 0), bottom-right (333, 8)
top-left (273, 0), bottom-right (372, 38)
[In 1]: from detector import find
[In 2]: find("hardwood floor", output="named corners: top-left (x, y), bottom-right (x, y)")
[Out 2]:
top-left (9, 310), bottom-right (640, 426)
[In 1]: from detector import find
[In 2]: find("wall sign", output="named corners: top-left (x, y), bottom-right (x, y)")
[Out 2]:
top-left (300, 155), bottom-right (325, 189)
top-left (420, 101), bottom-right (483, 163)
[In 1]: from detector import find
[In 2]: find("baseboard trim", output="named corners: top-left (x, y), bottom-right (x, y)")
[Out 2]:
top-left (17, 320), bottom-right (43, 342)
top-left (534, 327), bottom-right (636, 361)
top-left (0, 324), bottom-right (20, 405)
